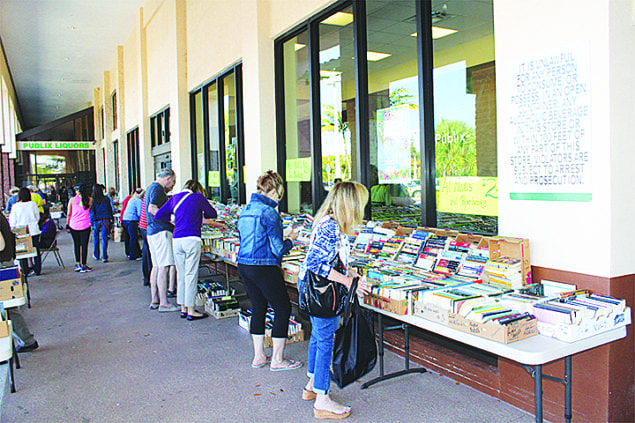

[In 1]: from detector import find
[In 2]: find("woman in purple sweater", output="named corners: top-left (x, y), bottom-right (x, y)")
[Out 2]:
top-left (155, 180), bottom-right (226, 320)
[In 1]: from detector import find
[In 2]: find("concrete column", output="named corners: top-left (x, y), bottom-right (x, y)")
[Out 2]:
top-left (167, 0), bottom-right (190, 184)
top-left (136, 7), bottom-right (153, 187)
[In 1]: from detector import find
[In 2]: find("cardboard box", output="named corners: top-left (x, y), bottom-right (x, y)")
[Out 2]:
top-left (537, 307), bottom-right (632, 343)
top-left (363, 293), bottom-right (408, 315)
top-left (207, 307), bottom-right (240, 320)
top-left (447, 312), bottom-right (538, 343)
top-left (0, 320), bottom-right (8, 338)
top-left (411, 301), bottom-right (450, 326)
top-left (0, 278), bottom-right (25, 301)
top-left (264, 330), bottom-right (304, 348)
top-left (488, 237), bottom-right (532, 285)
top-left (0, 266), bottom-right (20, 281)
top-left (15, 236), bottom-right (35, 257)
top-left (11, 226), bottom-right (29, 237)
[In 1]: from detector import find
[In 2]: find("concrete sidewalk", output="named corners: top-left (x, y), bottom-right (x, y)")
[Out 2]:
top-left (0, 231), bottom-right (536, 422)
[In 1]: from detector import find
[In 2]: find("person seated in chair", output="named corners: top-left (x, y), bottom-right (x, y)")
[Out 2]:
top-left (38, 212), bottom-right (57, 250)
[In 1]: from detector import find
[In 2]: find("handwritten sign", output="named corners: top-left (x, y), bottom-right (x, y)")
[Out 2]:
top-left (209, 171), bottom-right (220, 186)
top-left (507, 42), bottom-right (591, 202)
top-left (437, 177), bottom-right (498, 217)
top-left (286, 157), bottom-right (312, 182)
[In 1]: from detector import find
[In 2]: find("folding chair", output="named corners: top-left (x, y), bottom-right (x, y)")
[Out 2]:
top-left (40, 231), bottom-right (65, 269)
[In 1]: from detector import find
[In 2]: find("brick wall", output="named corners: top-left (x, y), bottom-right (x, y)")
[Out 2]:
top-left (471, 61), bottom-right (497, 177)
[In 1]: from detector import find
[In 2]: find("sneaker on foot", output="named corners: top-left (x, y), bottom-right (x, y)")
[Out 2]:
top-left (80, 266), bottom-right (93, 273)
top-left (93, 255), bottom-right (99, 261)
top-left (74, 264), bottom-right (82, 272)
top-left (102, 258), bottom-right (108, 263)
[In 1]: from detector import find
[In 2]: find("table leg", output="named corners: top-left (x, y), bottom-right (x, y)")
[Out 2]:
top-left (361, 313), bottom-right (426, 390)
top-left (565, 355), bottom-right (572, 423)
top-left (535, 364), bottom-right (543, 423)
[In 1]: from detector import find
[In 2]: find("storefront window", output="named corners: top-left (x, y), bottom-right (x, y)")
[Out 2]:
top-left (194, 91), bottom-right (205, 187)
top-left (223, 73), bottom-right (239, 205)
top-left (319, 6), bottom-right (358, 195)
top-left (432, 0), bottom-right (497, 234)
top-left (208, 82), bottom-right (221, 201)
top-left (282, 31), bottom-right (312, 214)
top-left (366, 0), bottom-right (421, 223)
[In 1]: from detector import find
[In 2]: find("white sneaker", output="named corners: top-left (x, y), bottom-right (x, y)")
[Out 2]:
top-left (158, 304), bottom-right (180, 313)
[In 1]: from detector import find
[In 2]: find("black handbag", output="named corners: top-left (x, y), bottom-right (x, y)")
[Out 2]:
top-left (299, 253), bottom-right (350, 319)
top-left (331, 278), bottom-right (378, 389)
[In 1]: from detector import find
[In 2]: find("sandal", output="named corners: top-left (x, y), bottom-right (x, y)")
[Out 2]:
top-left (313, 405), bottom-right (351, 420)
top-left (251, 357), bottom-right (271, 369)
top-left (302, 388), bottom-right (317, 401)
top-left (270, 359), bottom-right (303, 372)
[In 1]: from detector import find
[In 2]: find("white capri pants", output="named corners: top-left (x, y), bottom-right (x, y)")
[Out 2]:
top-left (173, 236), bottom-right (202, 308)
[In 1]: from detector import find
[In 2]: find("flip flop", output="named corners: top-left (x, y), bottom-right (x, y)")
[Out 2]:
top-left (251, 357), bottom-right (271, 369)
top-left (270, 359), bottom-right (303, 372)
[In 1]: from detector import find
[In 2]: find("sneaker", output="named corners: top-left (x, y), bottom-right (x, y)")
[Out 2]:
top-left (16, 341), bottom-right (39, 353)
top-left (74, 264), bottom-right (82, 272)
top-left (80, 266), bottom-right (93, 273)
top-left (102, 258), bottom-right (108, 263)
top-left (158, 304), bottom-right (180, 313)
top-left (149, 303), bottom-right (159, 310)
top-left (93, 255), bottom-right (99, 261)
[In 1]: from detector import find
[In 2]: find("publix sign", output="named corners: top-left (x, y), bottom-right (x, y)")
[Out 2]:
top-left (18, 141), bottom-right (94, 150)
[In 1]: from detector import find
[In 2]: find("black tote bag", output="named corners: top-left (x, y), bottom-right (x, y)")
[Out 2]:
top-left (331, 278), bottom-right (377, 389)
top-left (299, 253), bottom-right (349, 319)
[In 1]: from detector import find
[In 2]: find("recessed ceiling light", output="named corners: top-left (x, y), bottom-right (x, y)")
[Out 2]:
top-left (294, 43), bottom-right (306, 51)
top-left (321, 12), bottom-right (353, 26)
top-left (432, 26), bottom-right (458, 39)
top-left (320, 69), bottom-right (342, 78)
top-left (410, 26), bottom-right (458, 40)
top-left (367, 51), bottom-right (391, 62)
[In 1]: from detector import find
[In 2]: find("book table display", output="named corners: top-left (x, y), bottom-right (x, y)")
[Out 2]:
top-left (363, 305), bottom-right (627, 423)
top-left (198, 214), bottom-right (631, 422)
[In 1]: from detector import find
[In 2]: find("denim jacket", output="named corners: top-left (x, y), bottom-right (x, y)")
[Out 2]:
top-left (89, 197), bottom-right (114, 226)
top-left (237, 193), bottom-right (293, 266)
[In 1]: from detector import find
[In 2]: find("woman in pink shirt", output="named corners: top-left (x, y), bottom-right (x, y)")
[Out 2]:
top-left (67, 184), bottom-right (92, 272)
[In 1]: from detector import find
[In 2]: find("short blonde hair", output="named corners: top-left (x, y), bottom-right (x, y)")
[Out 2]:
top-left (257, 170), bottom-right (284, 198)
top-left (313, 181), bottom-right (368, 236)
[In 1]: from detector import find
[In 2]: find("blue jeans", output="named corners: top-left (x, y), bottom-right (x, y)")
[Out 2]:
top-left (93, 220), bottom-right (110, 260)
top-left (123, 220), bottom-right (141, 260)
top-left (307, 315), bottom-right (340, 395)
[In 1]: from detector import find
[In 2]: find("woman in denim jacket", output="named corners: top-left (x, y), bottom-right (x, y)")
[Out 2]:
top-left (237, 171), bottom-right (301, 372)
top-left (298, 181), bottom-right (371, 420)
top-left (90, 184), bottom-right (114, 262)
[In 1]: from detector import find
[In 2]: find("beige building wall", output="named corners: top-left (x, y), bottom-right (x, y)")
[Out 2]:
top-left (124, 30), bottom-right (140, 132)
top-left (145, 3), bottom-right (171, 115)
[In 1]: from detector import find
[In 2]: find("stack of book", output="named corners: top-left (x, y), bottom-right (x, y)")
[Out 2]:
top-left (396, 230), bottom-right (430, 264)
top-left (414, 235), bottom-right (448, 271)
top-left (483, 256), bottom-right (522, 288)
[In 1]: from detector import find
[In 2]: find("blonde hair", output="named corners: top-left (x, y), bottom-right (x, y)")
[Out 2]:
top-left (313, 181), bottom-right (368, 236)
top-left (183, 179), bottom-right (206, 196)
top-left (257, 170), bottom-right (284, 198)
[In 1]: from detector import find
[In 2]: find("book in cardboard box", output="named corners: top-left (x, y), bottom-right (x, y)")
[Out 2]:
top-left (488, 236), bottom-right (531, 286)
top-left (448, 311), bottom-right (538, 343)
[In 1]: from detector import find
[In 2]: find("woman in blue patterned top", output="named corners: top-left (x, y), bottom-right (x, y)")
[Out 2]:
top-left (297, 181), bottom-right (371, 420)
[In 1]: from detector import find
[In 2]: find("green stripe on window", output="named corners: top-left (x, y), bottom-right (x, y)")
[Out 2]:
top-left (510, 193), bottom-right (592, 202)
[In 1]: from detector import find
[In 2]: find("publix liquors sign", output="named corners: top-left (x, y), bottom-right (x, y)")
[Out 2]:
top-left (18, 141), bottom-right (94, 150)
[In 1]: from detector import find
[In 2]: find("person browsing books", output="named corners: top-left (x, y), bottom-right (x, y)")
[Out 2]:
top-left (236, 171), bottom-right (302, 372)
top-left (155, 180), bottom-right (226, 320)
top-left (297, 181), bottom-right (371, 420)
